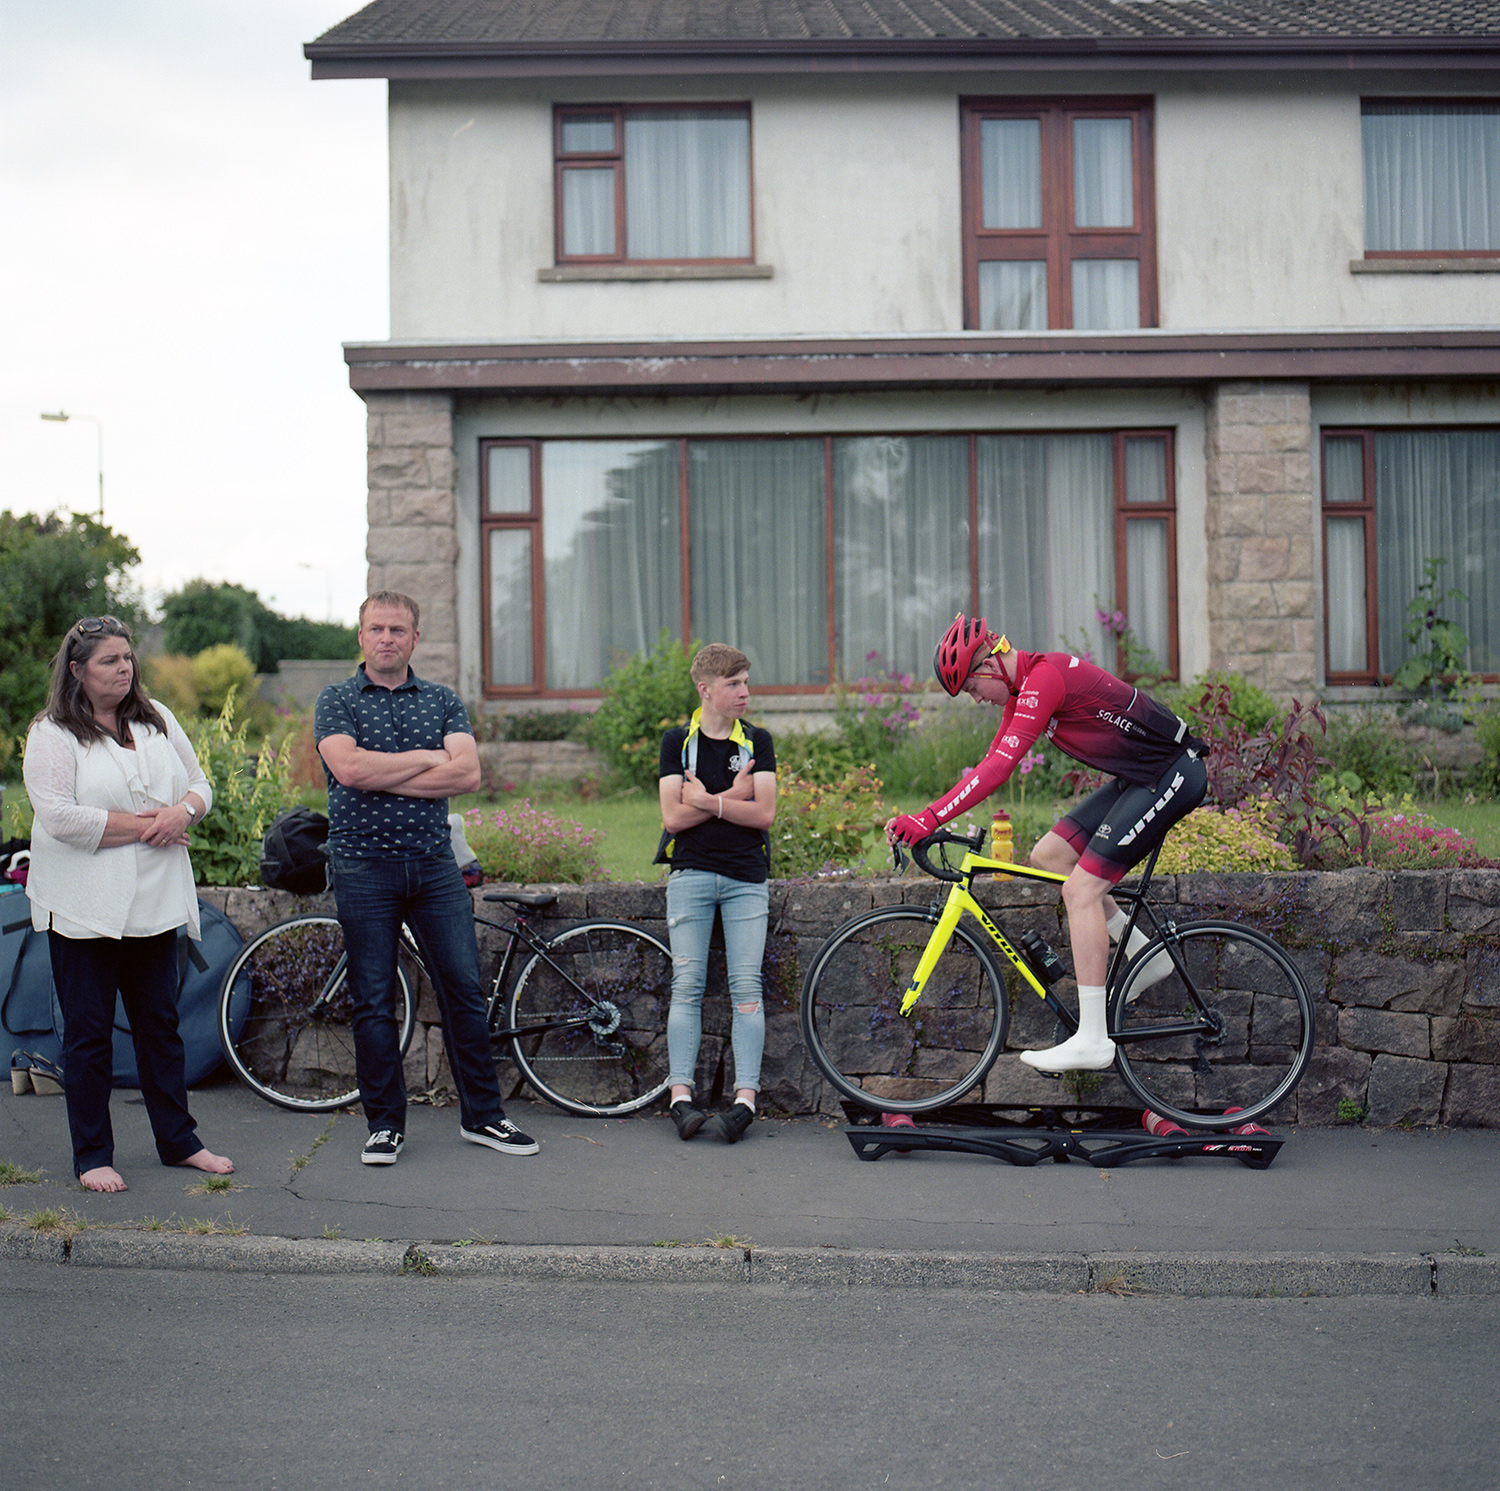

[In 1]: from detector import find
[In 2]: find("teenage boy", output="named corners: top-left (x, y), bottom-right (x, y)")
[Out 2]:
top-left (657, 645), bottom-right (777, 1143)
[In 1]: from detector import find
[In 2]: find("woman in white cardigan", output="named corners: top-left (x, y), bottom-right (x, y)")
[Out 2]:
top-left (22, 616), bottom-right (233, 1194)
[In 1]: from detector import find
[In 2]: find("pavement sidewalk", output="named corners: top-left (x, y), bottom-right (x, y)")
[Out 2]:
top-left (2, 1079), bottom-right (1497, 1294)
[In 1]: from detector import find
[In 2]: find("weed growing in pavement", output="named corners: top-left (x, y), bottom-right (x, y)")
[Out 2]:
top-left (322, 1225), bottom-right (342, 1240)
top-left (401, 1247), bottom-right (438, 1276)
top-left (1444, 1241), bottom-right (1486, 1257)
top-left (1336, 1098), bottom-right (1368, 1124)
top-left (24, 1206), bottom-right (87, 1238)
top-left (0, 1160), bottom-right (45, 1186)
top-left (653, 1239), bottom-right (683, 1248)
top-left (1093, 1270), bottom-right (1140, 1297)
top-left (705, 1234), bottom-right (750, 1250)
top-left (185, 1174), bottom-right (242, 1196)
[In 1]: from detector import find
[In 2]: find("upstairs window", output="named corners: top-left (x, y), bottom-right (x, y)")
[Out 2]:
top-left (961, 98), bottom-right (1157, 331)
top-left (555, 105), bottom-right (752, 264)
top-left (1362, 102), bottom-right (1500, 257)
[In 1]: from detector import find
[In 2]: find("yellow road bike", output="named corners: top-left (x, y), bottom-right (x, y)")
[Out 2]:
top-left (798, 826), bottom-right (1314, 1130)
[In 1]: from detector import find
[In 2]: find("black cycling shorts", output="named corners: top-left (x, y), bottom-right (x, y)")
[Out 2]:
top-left (1055, 748), bottom-right (1208, 885)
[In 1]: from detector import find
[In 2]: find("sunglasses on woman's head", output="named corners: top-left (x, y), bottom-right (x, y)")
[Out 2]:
top-left (75, 616), bottom-right (123, 636)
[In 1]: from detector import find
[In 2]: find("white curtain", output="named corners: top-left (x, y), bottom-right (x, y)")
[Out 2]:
top-left (980, 118), bottom-right (1042, 228)
top-left (1375, 431), bottom-right (1500, 674)
top-left (1363, 107), bottom-right (1500, 251)
top-left (1072, 259), bottom-right (1139, 330)
top-left (687, 440), bottom-right (827, 685)
top-left (833, 437), bottom-right (970, 679)
top-left (976, 434), bottom-right (1115, 665)
top-left (562, 167), bottom-right (616, 256)
top-left (625, 111), bottom-right (750, 258)
top-left (978, 260), bottom-right (1047, 330)
top-left (488, 528), bottom-right (533, 687)
top-left (1073, 118), bottom-right (1134, 227)
top-left (541, 442), bottom-right (682, 688)
top-left (1325, 517), bottom-right (1369, 674)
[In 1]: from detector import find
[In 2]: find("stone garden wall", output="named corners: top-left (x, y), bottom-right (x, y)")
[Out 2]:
top-left (201, 867), bottom-right (1500, 1128)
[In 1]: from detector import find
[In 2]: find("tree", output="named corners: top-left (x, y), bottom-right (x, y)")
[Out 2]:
top-left (159, 580), bottom-right (358, 672)
top-left (0, 510), bottom-right (144, 758)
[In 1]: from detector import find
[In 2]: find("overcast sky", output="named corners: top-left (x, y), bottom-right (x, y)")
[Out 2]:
top-left (0, 0), bottom-right (386, 625)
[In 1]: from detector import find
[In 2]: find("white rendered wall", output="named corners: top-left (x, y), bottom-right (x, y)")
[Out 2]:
top-left (389, 71), bottom-right (1500, 342)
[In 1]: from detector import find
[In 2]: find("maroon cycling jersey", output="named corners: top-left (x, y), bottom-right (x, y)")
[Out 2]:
top-left (925, 650), bottom-right (1202, 827)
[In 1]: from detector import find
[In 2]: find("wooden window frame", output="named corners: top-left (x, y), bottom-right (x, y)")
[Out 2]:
top-left (480, 429), bottom-right (1180, 700)
top-left (553, 102), bottom-right (755, 266)
top-left (478, 439), bottom-right (545, 695)
top-left (1360, 98), bottom-right (1500, 262)
top-left (1320, 429), bottom-right (1380, 686)
top-left (960, 97), bottom-right (1158, 330)
top-left (1112, 430), bottom-right (1179, 682)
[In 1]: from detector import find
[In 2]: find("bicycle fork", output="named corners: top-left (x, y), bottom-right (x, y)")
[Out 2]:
top-left (898, 883), bottom-right (1050, 1017)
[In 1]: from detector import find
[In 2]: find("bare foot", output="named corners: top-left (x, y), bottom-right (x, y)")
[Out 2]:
top-left (79, 1166), bottom-right (127, 1193)
top-left (175, 1148), bottom-right (234, 1175)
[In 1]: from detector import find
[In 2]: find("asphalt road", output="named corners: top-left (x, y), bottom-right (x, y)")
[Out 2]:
top-left (4, 1262), bottom-right (1495, 1491)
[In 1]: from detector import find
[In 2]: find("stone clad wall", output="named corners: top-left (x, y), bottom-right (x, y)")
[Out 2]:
top-left (1204, 380), bottom-right (1318, 695)
top-left (363, 390), bottom-right (460, 688)
top-left (202, 866), bottom-right (1500, 1128)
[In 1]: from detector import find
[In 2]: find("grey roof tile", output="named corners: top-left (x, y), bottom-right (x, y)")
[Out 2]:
top-left (311, 0), bottom-right (1500, 47)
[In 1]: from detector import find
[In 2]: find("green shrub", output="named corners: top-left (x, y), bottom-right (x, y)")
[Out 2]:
top-left (1322, 710), bottom-right (1418, 798)
top-left (1154, 800), bottom-right (1298, 873)
top-left (501, 710), bottom-right (591, 744)
top-left (585, 630), bottom-right (699, 790)
top-left (832, 656), bottom-right (925, 767)
top-left (191, 644), bottom-right (256, 716)
top-left (774, 729), bottom-right (859, 785)
top-left (861, 708), bottom-right (999, 798)
top-left (143, 653), bottom-right (201, 718)
top-left (462, 801), bottom-right (605, 884)
top-left (183, 691), bottom-right (298, 887)
top-left (773, 765), bottom-right (888, 878)
top-left (1160, 671), bottom-right (1282, 736)
top-left (1473, 706), bottom-right (1500, 795)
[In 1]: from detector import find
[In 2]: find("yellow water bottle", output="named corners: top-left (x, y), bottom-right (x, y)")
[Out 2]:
top-left (990, 810), bottom-right (1013, 880)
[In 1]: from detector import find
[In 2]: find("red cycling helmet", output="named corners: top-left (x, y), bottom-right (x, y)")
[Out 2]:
top-left (934, 613), bottom-right (1006, 696)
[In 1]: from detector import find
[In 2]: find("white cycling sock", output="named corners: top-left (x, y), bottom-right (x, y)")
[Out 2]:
top-left (1106, 911), bottom-right (1173, 1001)
top-left (1019, 985), bottom-right (1116, 1072)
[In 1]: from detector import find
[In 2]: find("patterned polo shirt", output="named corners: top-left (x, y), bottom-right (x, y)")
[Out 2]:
top-left (313, 666), bottom-right (472, 857)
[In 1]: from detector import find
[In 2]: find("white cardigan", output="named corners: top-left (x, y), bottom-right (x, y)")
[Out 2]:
top-left (22, 705), bottom-right (213, 941)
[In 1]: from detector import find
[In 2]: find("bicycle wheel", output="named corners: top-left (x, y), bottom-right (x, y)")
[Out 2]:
top-left (218, 916), bottom-right (417, 1112)
top-left (500, 919), bottom-right (673, 1117)
top-left (799, 907), bottom-right (1009, 1115)
top-left (1109, 920), bottom-right (1313, 1129)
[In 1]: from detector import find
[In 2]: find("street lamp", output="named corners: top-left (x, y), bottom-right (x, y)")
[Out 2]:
top-left (40, 411), bottom-right (104, 519)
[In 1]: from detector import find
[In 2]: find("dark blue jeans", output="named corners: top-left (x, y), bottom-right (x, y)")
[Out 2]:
top-left (328, 850), bottom-right (505, 1135)
top-left (47, 930), bottom-right (202, 1177)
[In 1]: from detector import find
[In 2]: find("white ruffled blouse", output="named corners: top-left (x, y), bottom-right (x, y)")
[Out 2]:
top-left (22, 706), bottom-right (213, 941)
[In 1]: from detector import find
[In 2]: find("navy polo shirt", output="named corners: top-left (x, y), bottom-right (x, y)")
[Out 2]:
top-left (313, 666), bottom-right (472, 858)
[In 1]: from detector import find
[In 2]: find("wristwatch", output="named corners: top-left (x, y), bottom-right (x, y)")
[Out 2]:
top-left (182, 801), bottom-right (199, 822)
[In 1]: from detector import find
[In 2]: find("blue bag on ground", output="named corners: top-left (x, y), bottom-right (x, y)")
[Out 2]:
top-left (1, 898), bottom-right (243, 1087)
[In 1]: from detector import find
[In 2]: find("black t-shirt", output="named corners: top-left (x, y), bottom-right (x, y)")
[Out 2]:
top-left (658, 722), bottom-right (776, 884)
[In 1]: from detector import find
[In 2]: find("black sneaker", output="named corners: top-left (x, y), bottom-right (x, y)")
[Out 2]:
top-left (715, 1104), bottom-right (754, 1144)
top-left (361, 1129), bottom-right (404, 1166)
top-left (461, 1119), bottom-right (539, 1156)
top-left (670, 1099), bottom-right (707, 1140)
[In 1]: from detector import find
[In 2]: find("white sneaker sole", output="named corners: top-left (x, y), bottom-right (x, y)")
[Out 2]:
top-left (460, 1127), bottom-right (539, 1156)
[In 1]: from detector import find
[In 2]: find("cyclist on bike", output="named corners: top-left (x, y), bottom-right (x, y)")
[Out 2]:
top-left (885, 615), bottom-right (1208, 1073)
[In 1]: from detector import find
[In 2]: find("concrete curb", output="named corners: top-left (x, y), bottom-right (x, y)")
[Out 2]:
top-left (3, 1224), bottom-right (1497, 1294)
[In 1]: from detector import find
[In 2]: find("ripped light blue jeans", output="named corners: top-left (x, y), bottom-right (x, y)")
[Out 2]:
top-left (665, 869), bottom-right (768, 1093)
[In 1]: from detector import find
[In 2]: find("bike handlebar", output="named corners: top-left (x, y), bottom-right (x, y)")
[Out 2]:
top-left (909, 826), bottom-right (987, 883)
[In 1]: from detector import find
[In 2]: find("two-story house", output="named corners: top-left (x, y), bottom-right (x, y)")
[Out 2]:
top-left (306, 1), bottom-right (1500, 718)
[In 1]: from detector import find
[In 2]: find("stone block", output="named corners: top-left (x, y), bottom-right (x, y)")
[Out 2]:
top-left (368, 448), bottom-right (429, 488)
top-left (367, 527), bottom-right (457, 565)
top-left (1261, 653), bottom-right (1317, 695)
top-left (1283, 450), bottom-right (1313, 490)
top-left (1234, 454), bottom-right (1287, 494)
top-left (1295, 1045), bottom-right (1371, 1125)
top-left (1287, 533), bottom-right (1315, 582)
top-left (365, 490), bottom-right (391, 526)
top-left (1463, 945), bottom-right (1500, 1009)
top-left (381, 412), bottom-right (455, 448)
top-left (1217, 582), bottom-right (1281, 620)
top-left (425, 446), bottom-right (456, 490)
top-left (1391, 871), bottom-right (1448, 930)
top-left (1338, 1007), bottom-right (1430, 1058)
top-left (1263, 421), bottom-right (1309, 453)
top-left (389, 486), bottom-right (457, 526)
top-left (1446, 871), bottom-right (1500, 934)
top-left (1269, 580), bottom-right (1315, 617)
top-left (1237, 537), bottom-right (1292, 582)
top-left (1209, 494), bottom-right (1265, 538)
top-left (1330, 948), bottom-right (1463, 1016)
top-left (378, 563), bottom-right (458, 603)
top-left (1442, 1063), bottom-right (1500, 1126)
top-left (1432, 1013), bottom-right (1500, 1064)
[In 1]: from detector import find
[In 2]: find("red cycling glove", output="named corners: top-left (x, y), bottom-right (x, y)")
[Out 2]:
top-left (889, 810), bottom-right (940, 845)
